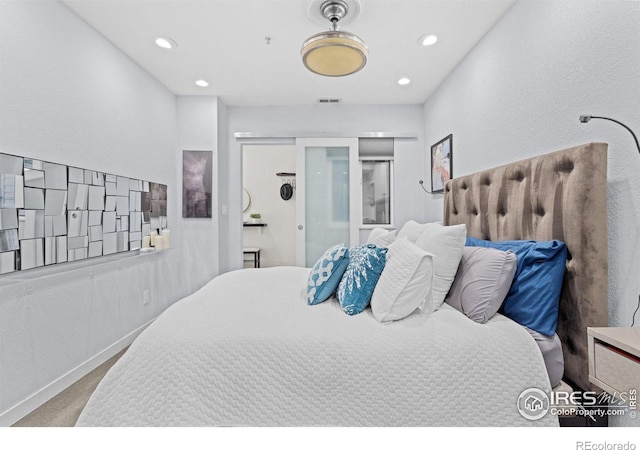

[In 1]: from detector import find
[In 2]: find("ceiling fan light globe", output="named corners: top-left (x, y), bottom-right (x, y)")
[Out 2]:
top-left (301, 31), bottom-right (368, 77)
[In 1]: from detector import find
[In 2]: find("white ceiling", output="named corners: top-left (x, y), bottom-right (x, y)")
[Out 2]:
top-left (63, 0), bottom-right (515, 106)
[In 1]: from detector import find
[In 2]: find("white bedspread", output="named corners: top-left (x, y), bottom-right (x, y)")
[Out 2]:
top-left (76, 267), bottom-right (558, 427)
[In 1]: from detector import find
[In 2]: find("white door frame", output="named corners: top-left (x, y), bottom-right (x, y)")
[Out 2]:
top-left (295, 138), bottom-right (359, 266)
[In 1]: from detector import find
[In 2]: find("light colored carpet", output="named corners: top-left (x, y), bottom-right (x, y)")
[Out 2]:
top-left (11, 348), bottom-right (126, 427)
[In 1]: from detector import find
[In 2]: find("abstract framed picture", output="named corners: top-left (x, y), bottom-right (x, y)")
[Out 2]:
top-left (182, 150), bottom-right (213, 218)
top-left (430, 134), bottom-right (453, 193)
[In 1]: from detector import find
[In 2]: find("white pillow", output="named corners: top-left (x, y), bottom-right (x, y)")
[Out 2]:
top-left (396, 220), bottom-right (430, 244)
top-left (413, 223), bottom-right (467, 310)
top-left (367, 227), bottom-right (396, 247)
top-left (370, 237), bottom-right (434, 323)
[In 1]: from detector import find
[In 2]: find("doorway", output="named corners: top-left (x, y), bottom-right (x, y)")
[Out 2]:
top-left (242, 144), bottom-right (296, 268)
top-left (241, 137), bottom-right (360, 269)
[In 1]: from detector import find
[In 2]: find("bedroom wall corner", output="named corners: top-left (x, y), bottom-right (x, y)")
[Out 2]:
top-left (176, 96), bottom-right (221, 288)
top-left (217, 98), bottom-right (230, 274)
top-left (0, 0), bottom-right (184, 424)
top-left (421, 0), bottom-right (640, 427)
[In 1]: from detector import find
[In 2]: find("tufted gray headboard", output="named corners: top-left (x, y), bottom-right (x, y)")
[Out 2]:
top-left (443, 142), bottom-right (608, 392)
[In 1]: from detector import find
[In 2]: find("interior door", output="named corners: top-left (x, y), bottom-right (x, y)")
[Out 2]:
top-left (296, 138), bottom-right (359, 267)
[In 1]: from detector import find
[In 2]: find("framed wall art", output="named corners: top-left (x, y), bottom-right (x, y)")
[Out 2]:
top-left (430, 134), bottom-right (453, 193)
top-left (182, 150), bottom-right (213, 218)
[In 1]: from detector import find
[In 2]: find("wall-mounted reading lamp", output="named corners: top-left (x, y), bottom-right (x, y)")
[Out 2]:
top-left (578, 115), bottom-right (640, 153)
top-left (580, 114), bottom-right (640, 326)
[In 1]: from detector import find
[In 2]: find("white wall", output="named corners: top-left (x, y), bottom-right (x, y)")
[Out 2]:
top-left (422, 0), bottom-right (640, 426)
top-left (242, 145), bottom-right (296, 267)
top-left (224, 104), bottom-right (427, 271)
top-left (0, 1), bottom-right (213, 422)
top-left (216, 98), bottom-right (230, 273)
top-left (177, 96), bottom-right (220, 281)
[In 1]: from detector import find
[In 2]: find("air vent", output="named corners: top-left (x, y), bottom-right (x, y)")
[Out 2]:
top-left (317, 98), bottom-right (342, 104)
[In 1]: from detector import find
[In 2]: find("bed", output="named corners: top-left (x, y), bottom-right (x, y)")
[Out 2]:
top-left (76, 142), bottom-right (608, 427)
top-left (443, 142), bottom-right (608, 394)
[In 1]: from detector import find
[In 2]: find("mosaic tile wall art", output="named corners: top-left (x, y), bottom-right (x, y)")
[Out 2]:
top-left (0, 152), bottom-right (168, 274)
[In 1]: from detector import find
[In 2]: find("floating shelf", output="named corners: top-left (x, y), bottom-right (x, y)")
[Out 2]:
top-left (243, 223), bottom-right (267, 227)
top-left (276, 172), bottom-right (296, 177)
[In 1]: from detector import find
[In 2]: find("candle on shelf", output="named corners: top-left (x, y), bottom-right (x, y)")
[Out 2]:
top-left (161, 229), bottom-right (171, 248)
top-left (154, 235), bottom-right (164, 250)
top-left (142, 235), bottom-right (151, 248)
top-left (149, 230), bottom-right (158, 247)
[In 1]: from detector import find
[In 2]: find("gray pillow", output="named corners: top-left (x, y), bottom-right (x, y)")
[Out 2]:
top-left (525, 328), bottom-right (564, 388)
top-left (445, 246), bottom-right (517, 323)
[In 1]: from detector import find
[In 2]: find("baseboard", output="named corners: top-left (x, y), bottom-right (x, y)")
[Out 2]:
top-left (0, 319), bottom-right (154, 427)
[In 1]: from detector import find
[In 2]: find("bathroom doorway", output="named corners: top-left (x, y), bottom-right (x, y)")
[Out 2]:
top-left (242, 144), bottom-right (296, 268)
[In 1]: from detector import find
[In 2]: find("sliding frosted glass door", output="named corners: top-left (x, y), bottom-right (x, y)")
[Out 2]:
top-left (296, 138), bottom-right (358, 267)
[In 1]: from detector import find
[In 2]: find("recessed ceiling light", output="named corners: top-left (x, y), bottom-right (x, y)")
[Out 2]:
top-left (155, 37), bottom-right (177, 49)
top-left (418, 34), bottom-right (438, 46)
top-left (398, 77), bottom-right (411, 86)
top-left (195, 79), bottom-right (209, 87)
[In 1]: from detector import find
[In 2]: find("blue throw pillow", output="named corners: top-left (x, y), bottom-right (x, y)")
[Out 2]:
top-left (465, 237), bottom-right (567, 336)
top-left (306, 244), bottom-right (350, 305)
top-left (337, 244), bottom-right (388, 315)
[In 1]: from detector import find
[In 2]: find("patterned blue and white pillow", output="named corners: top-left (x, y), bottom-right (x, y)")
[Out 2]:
top-left (306, 244), bottom-right (350, 305)
top-left (337, 244), bottom-right (388, 315)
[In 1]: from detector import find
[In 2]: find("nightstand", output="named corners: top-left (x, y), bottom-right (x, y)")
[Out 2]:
top-left (587, 327), bottom-right (640, 395)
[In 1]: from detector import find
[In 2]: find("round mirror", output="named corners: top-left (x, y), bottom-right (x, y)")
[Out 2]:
top-left (243, 188), bottom-right (251, 212)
